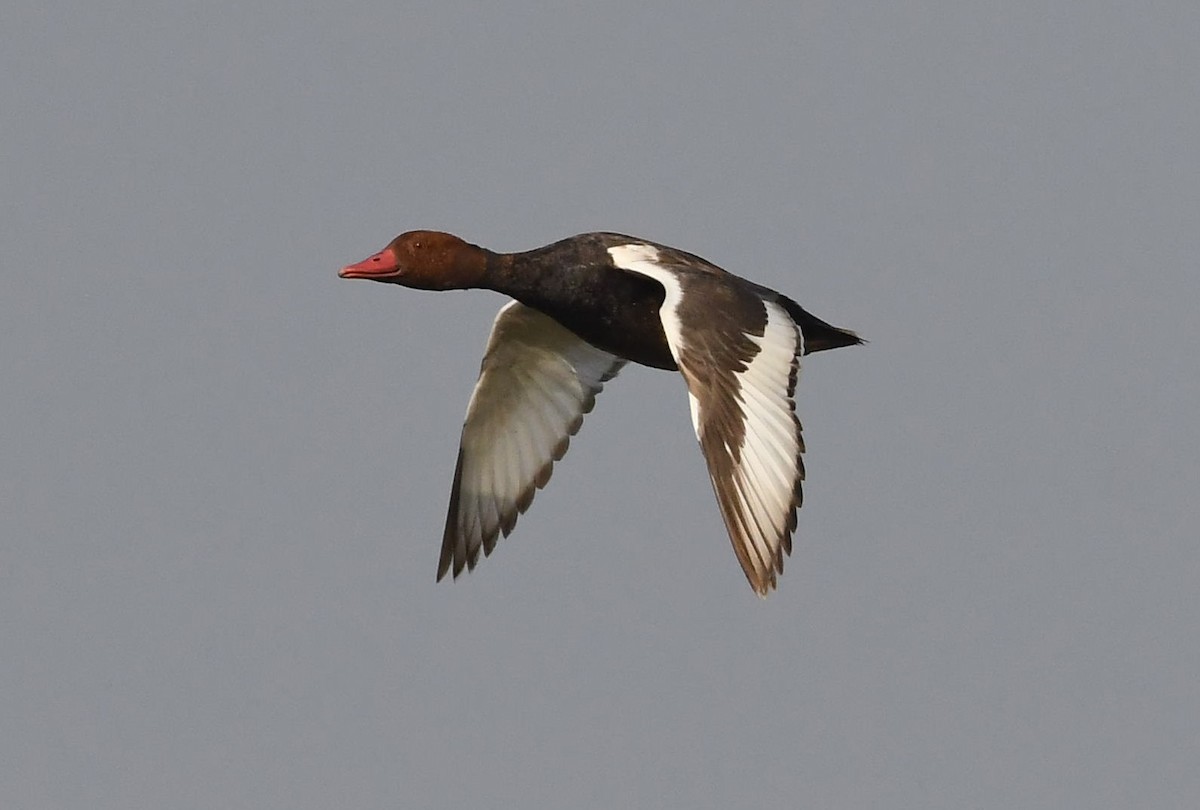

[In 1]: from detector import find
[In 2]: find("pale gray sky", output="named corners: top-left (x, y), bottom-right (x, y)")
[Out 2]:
top-left (4, 2), bottom-right (1198, 807)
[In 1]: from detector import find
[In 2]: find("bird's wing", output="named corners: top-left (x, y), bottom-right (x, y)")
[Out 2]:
top-left (438, 301), bottom-right (625, 580)
top-left (609, 244), bottom-right (805, 595)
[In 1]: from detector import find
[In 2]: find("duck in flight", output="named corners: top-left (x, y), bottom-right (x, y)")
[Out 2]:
top-left (340, 231), bottom-right (861, 595)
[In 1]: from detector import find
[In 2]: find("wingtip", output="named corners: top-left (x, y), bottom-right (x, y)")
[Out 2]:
top-left (748, 574), bottom-right (777, 598)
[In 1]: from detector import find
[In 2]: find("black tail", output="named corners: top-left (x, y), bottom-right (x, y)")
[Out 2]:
top-left (795, 309), bottom-right (863, 354)
top-left (775, 295), bottom-right (863, 355)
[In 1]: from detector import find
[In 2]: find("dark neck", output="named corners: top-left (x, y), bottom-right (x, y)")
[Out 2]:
top-left (482, 248), bottom-right (558, 302)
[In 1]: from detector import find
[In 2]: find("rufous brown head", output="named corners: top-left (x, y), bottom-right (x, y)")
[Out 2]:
top-left (339, 231), bottom-right (487, 290)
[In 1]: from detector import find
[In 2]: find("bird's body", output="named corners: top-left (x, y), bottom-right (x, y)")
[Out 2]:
top-left (340, 230), bottom-right (861, 594)
top-left (484, 234), bottom-right (678, 369)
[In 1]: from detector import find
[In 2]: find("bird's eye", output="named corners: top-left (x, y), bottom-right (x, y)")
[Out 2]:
top-left (413, 241), bottom-right (422, 249)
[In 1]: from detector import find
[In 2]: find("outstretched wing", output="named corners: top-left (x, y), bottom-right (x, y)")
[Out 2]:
top-left (609, 244), bottom-right (805, 595)
top-left (438, 301), bottom-right (625, 580)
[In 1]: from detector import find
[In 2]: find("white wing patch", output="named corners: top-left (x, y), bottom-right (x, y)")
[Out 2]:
top-left (439, 301), bottom-right (625, 580)
top-left (719, 299), bottom-right (803, 589)
top-left (607, 243), bottom-right (688, 362)
top-left (607, 243), bottom-right (700, 438)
